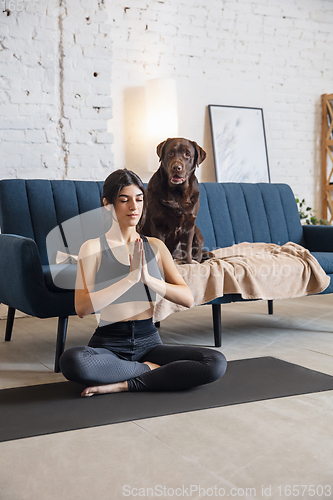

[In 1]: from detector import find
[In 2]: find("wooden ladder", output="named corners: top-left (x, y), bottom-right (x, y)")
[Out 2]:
top-left (321, 93), bottom-right (333, 222)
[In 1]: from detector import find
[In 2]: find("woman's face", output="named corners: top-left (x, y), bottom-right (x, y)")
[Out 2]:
top-left (104, 184), bottom-right (144, 228)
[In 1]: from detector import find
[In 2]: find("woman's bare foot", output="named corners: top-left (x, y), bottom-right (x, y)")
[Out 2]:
top-left (81, 362), bottom-right (160, 397)
top-left (144, 361), bottom-right (161, 370)
top-left (81, 380), bottom-right (129, 397)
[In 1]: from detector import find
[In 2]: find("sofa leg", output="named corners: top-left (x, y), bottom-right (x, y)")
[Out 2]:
top-left (212, 304), bottom-right (222, 347)
top-left (5, 306), bottom-right (15, 341)
top-left (268, 300), bottom-right (273, 315)
top-left (54, 316), bottom-right (68, 373)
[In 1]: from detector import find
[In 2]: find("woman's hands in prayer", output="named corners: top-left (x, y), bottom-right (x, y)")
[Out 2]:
top-left (128, 237), bottom-right (193, 308)
top-left (129, 238), bottom-right (150, 286)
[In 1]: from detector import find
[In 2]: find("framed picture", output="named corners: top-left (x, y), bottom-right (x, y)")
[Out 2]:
top-left (208, 105), bottom-right (270, 183)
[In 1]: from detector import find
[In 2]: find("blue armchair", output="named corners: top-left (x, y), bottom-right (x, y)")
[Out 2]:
top-left (0, 179), bottom-right (104, 372)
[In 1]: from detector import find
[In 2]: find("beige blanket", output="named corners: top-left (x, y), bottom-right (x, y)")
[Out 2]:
top-left (153, 242), bottom-right (330, 323)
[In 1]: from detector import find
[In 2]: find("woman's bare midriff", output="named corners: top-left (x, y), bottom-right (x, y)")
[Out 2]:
top-left (99, 301), bottom-right (154, 323)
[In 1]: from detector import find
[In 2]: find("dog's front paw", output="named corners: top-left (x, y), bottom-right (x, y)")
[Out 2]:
top-left (200, 251), bottom-right (215, 262)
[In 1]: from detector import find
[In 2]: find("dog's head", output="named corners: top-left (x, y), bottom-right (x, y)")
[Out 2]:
top-left (156, 137), bottom-right (206, 187)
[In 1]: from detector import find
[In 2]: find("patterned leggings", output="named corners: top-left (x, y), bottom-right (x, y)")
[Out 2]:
top-left (59, 318), bottom-right (227, 392)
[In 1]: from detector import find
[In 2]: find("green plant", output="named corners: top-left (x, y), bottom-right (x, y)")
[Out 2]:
top-left (296, 198), bottom-right (330, 225)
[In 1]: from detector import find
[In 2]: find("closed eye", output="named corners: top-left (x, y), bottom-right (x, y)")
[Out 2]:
top-left (121, 198), bottom-right (143, 202)
top-left (119, 196), bottom-right (144, 203)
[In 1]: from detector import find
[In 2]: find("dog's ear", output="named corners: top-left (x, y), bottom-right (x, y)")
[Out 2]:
top-left (156, 139), bottom-right (170, 160)
top-left (192, 141), bottom-right (206, 166)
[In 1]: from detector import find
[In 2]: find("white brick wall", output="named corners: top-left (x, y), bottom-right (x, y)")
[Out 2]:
top-left (1, 0), bottom-right (333, 214)
top-left (109, 0), bottom-right (333, 217)
top-left (0, 0), bottom-right (113, 181)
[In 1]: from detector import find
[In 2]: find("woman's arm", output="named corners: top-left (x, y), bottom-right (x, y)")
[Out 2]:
top-left (142, 238), bottom-right (194, 308)
top-left (75, 239), bottom-right (141, 318)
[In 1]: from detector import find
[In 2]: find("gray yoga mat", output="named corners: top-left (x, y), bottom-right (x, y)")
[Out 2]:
top-left (1, 357), bottom-right (333, 443)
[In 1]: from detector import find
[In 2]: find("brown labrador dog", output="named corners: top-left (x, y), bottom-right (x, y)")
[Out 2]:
top-left (142, 137), bottom-right (211, 263)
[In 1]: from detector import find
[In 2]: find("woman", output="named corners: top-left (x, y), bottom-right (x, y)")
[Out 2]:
top-left (60, 169), bottom-right (227, 396)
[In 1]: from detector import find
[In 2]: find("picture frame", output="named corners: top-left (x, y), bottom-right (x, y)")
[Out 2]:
top-left (208, 104), bottom-right (270, 183)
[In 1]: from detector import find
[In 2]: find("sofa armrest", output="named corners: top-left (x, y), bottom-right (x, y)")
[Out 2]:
top-left (302, 225), bottom-right (333, 252)
top-left (0, 234), bottom-right (48, 314)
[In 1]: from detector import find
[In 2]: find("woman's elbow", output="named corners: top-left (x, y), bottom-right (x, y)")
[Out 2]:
top-left (187, 297), bottom-right (195, 308)
top-left (75, 300), bottom-right (91, 319)
top-left (183, 290), bottom-right (194, 308)
top-left (75, 292), bottom-right (93, 318)
top-left (75, 306), bottom-right (86, 319)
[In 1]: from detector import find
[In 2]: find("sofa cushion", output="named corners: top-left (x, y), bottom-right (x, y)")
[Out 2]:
top-left (43, 264), bottom-right (77, 292)
top-left (311, 252), bottom-right (333, 274)
top-left (196, 185), bottom-right (217, 250)
top-left (197, 183), bottom-right (304, 250)
top-left (0, 180), bottom-right (103, 267)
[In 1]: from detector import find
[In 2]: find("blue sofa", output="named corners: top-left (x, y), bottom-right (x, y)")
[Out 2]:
top-left (196, 182), bottom-right (333, 344)
top-left (0, 180), bottom-right (332, 372)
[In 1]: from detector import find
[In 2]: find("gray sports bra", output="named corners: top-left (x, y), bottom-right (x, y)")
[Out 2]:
top-left (94, 234), bottom-right (162, 304)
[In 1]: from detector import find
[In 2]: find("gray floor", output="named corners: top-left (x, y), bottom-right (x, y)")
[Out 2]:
top-left (0, 296), bottom-right (333, 500)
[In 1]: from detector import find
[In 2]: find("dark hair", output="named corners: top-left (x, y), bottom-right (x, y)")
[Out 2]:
top-left (102, 168), bottom-right (146, 230)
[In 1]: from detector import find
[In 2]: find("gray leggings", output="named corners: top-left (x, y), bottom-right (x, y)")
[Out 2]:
top-left (59, 318), bottom-right (227, 392)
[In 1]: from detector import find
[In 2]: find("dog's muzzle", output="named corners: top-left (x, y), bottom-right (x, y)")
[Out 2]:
top-left (169, 162), bottom-right (186, 184)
